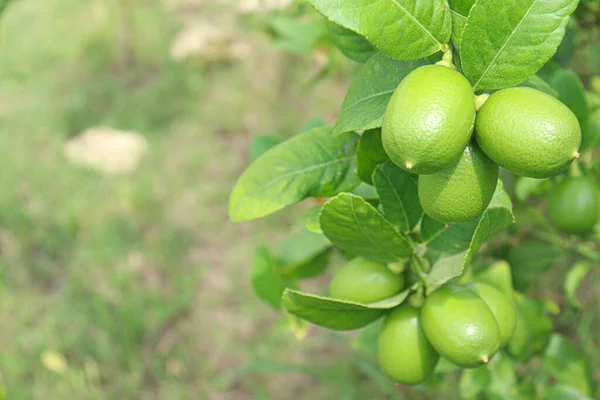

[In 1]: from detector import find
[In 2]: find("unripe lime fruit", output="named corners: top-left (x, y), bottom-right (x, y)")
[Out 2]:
top-left (548, 177), bottom-right (600, 234)
top-left (382, 65), bottom-right (476, 175)
top-left (475, 87), bottom-right (581, 178)
top-left (329, 257), bottom-right (404, 303)
top-left (420, 284), bottom-right (500, 368)
top-left (467, 282), bottom-right (516, 347)
top-left (418, 142), bottom-right (498, 224)
top-left (377, 305), bottom-right (440, 384)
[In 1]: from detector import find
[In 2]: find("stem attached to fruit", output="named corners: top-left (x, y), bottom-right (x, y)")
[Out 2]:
top-left (475, 94), bottom-right (490, 111)
top-left (435, 47), bottom-right (455, 69)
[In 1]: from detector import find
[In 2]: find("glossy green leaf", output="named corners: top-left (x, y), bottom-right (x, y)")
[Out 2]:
top-left (373, 162), bottom-right (422, 232)
top-left (305, 205), bottom-right (324, 234)
top-left (475, 260), bottom-right (514, 296)
top-left (320, 194), bottom-right (413, 263)
top-left (229, 126), bottom-right (360, 222)
top-left (519, 75), bottom-right (560, 98)
top-left (333, 53), bottom-right (429, 135)
top-left (249, 134), bottom-right (284, 161)
top-left (356, 129), bottom-right (389, 185)
top-left (275, 230), bottom-right (331, 280)
top-left (565, 262), bottom-right (591, 310)
top-left (325, 21), bottom-right (376, 63)
top-left (424, 181), bottom-right (514, 293)
top-left (306, 0), bottom-right (451, 60)
top-left (250, 247), bottom-right (286, 309)
top-left (461, 0), bottom-right (578, 91)
top-left (282, 288), bottom-right (409, 330)
top-left (448, 0), bottom-right (475, 45)
top-left (544, 335), bottom-right (593, 396)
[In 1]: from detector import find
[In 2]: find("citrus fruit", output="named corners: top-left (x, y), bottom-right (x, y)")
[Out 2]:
top-left (420, 284), bottom-right (500, 368)
top-left (467, 282), bottom-right (516, 347)
top-left (377, 305), bottom-right (440, 384)
top-left (418, 142), bottom-right (499, 224)
top-left (329, 257), bottom-right (404, 303)
top-left (548, 177), bottom-right (600, 234)
top-left (382, 65), bottom-right (476, 174)
top-left (475, 87), bottom-right (581, 178)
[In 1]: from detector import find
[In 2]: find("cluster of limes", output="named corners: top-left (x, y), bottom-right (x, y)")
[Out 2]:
top-left (382, 64), bottom-right (582, 224)
top-left (329, 257), bottom-right (517, 384)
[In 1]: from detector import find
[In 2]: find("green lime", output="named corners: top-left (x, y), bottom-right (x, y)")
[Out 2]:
top-left (329, 257), bottom-right (404, 303)
top-left (475, 87), bottom-right (581, 178)
top-left (377, 305), bottom-right (440, 384)
top-left (467, 282), bottom-right (517, 347)
top-left (418, 142), bottom-right (499, 224)
top-left (548, 177), bottom-right (600, 234)
top-left (420, 284), bottom-right (500, 368)
top-left (382, 65), bottom-right (476, 174)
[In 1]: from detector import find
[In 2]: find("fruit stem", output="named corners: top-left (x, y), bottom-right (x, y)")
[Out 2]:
top-left (475, 94), bottom-right (490, 111)
top-left (435, 47), bottom-right (455, 69)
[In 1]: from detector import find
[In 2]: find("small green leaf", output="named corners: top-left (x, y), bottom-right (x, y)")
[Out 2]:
top-left (282, 288), bottom-right (409, 330)
top-left (333, 53), bottom-right (429, 136)
top-left (373, 162), bottom-right (422, 232)
top-left (306, 0), bottom-right (451, 60)
top-left (544, 335), bottom-right (593, 396)
top-left (356, 129), bottom-right (389, 185)
top-left (460, 365), bottom-right (490, 399)
top-left (461, 0), bottom-right (578, 91)
top-left (250, 247), bottom-right (286, 309)
top-left (518, 75), bottom-right (560, 98)
top-left (276, 230), bottom-right (332, 280)
top-left (448, 0), bottom-right (475, 45)
top-left (268, 15), bottom-right (327, 54)
top-left (325, 21), bottom-right (376, 63)
top-left (305, 205), bottom-right (324, 234)
top-left (249, 134), bottom-right (284, 161)
top-left (320, 193), bottom-right (413, 263)
top-left (565, 261), bottom-right (592, 310)
top-left (229, 126), bottom-right (360, 222)
top-left (475, 260), bottom-right (514, 296)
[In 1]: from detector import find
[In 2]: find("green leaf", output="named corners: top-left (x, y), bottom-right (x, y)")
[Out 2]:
top-left (275, 230), bottom-right (332, 280)
top-left (306, 0), bottom-right (451, 60)
top-left (448, 0), bottom-right (475, 45)
top-left (325, 21), bottom-right (376, 63)
top-left (229, 126), bottom-right (360, 222)
top-left (305, 205), bottom-right (324, 234)
top-left (461, 0), bottom-right (578, 91)
top-left (249, 134), bottom-right (284, 161)
top-left (250, 247), bottom-right (286, 309)
top-left (508, 292), bottom-right (553, 361)
top-left (320, 194), bottom-right (413, 263)
top-left (515, 177), bottom-right (549, 202)
top-left (474, 260), bottom-right (514, 296)
top-left (564, 262), bottom-right (591, 310)
top-left (543, 335), bottom-right (593, 396)
top-left (544, 385), bottom-right (594, 400)
top-left (506, 240), bottom-right (562, 290)
top-left (373, 162), bottom-right (422, 232)
top-left (356, 129), bottom-right (389, 185)
top-left (282, 288), bottom-right (409, 330)
top-left (268, 15), bottom-right (327, 54)
top-left (333, 53), bottom-right (429, 136)
top-left (459, 365), bottom-right (490, 398)
top-left (518, 75), bottom-right (560, 98)
top-left (486, 352), bottom-right (517, 399)
top-left (424, 181), bottom-right (514, 293)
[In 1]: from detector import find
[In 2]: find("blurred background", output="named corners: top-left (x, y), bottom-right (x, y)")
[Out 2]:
top-left (0, 0), bottom-right (599, 399)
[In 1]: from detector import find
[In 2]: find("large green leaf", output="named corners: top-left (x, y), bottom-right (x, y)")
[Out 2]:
top-left (229, 126), bottom-right (360, 222)
top-left (306, 0), bottom-right (451, 60)
top-left (424, 181), bottom-right (514, 293)
top-left (356, 129), bottom-right (389, 185)
top-left (326, 21), bottom-right (376, 63)
top-left (275, 230), bottom-right (332, 280)
top-left (250, 247), bottom-right (287, 309)
top-left (320, 193), bottom-right (413, 263)
top-left (282, 288), bottom-right (409, 330)
top-left (543, 335), bottom-right (593, 396)
top-left (461, 0), bottom-right (578, 91)
top-left (333, 53), bottom-right (429, 136)
top-left (373, 162), bottom-right (422, 232)
top-left (448, 0), bottom-right (475, 45)
top-left (564, 261), bottom-right (591, 310)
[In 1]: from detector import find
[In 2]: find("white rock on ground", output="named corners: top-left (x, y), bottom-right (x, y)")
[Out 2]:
top-left (64, 127), bottom-right (148, 175)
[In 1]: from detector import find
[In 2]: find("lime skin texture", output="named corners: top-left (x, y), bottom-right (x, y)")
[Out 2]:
top-left (467, 282), bottom-right (517, 347)
top-left (329, 257), bottom-right (404, 304)
top-left (382, 65), bottom-right (476, 175)
top-left (475, 87), bottom-right (581, 179)
top-left (418, 141), bottom-right (499, 224)
top-left (548, 177), bottom-right (600, 234)
top-left (377, 305), bottom-right (440, 384)
top-left (420, 284), bottom-right (501, 368)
